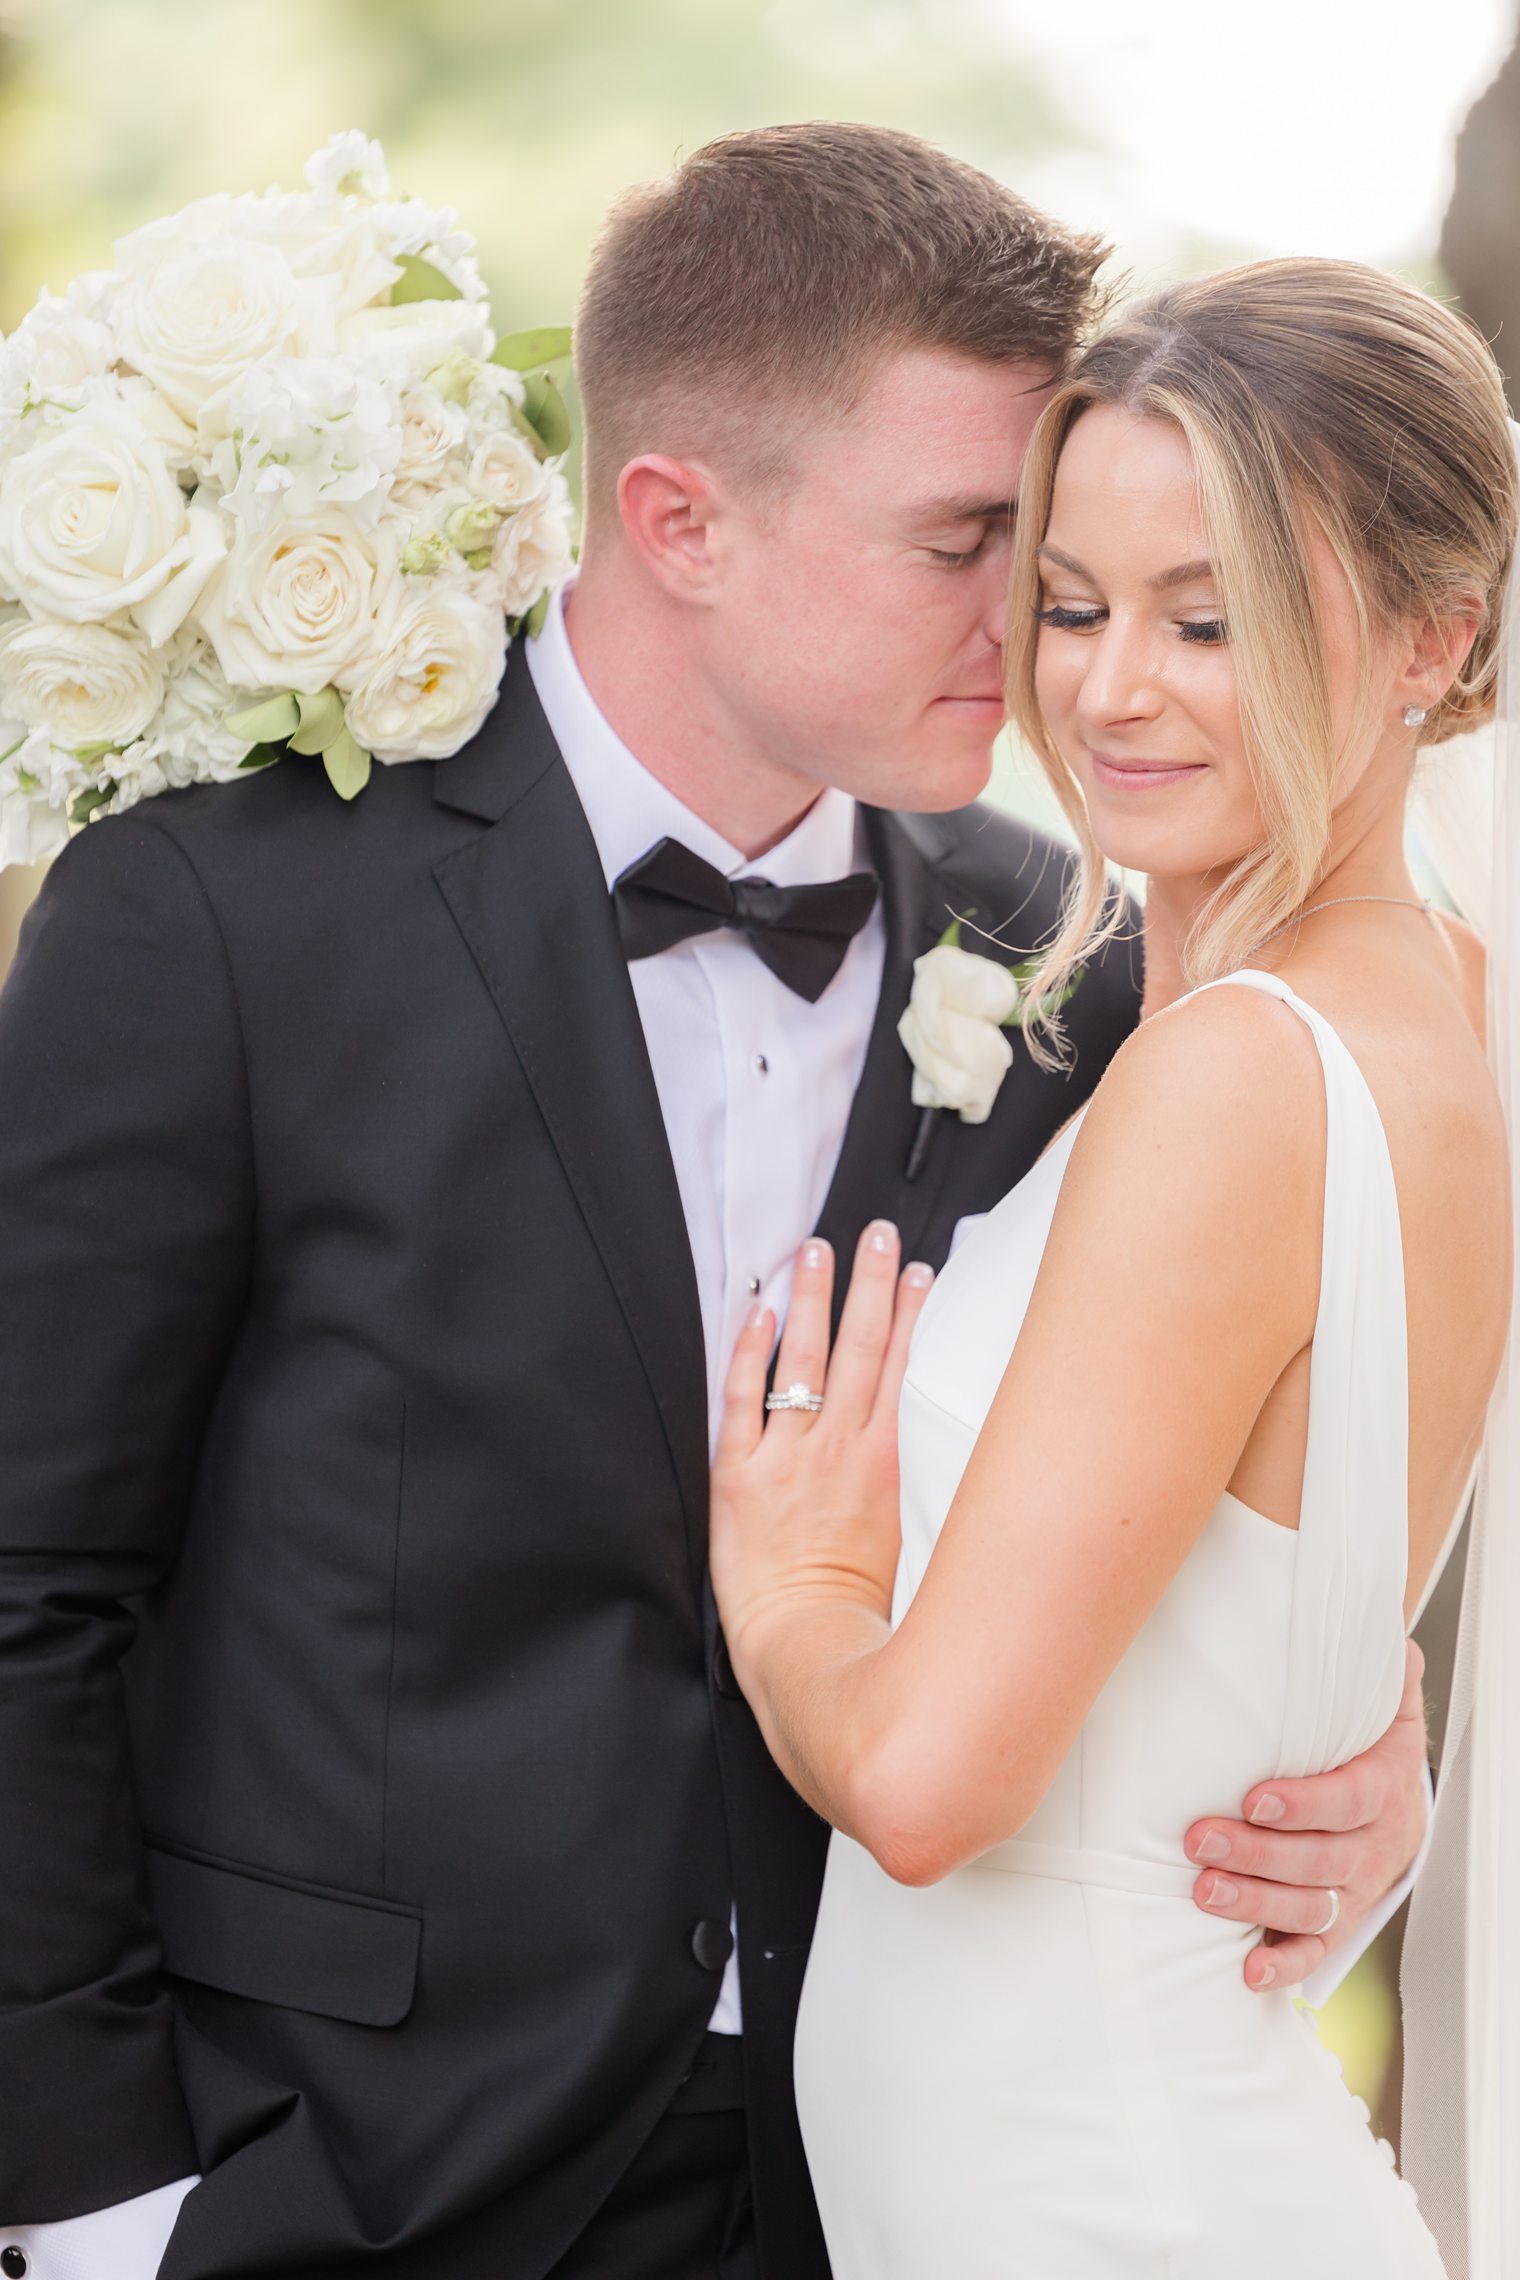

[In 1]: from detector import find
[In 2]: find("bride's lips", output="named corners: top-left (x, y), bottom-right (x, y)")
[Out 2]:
top-left (1090, 750), bottom-right (1208, 792)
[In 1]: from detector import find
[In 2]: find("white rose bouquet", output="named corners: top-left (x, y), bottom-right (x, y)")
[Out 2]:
top-left (0, 130), bottom-right (577, 872)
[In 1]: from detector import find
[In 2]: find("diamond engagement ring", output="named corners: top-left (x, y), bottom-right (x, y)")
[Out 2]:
top-left (765, 1382), bottom-right (825, 1414)
top-left (1312, 1887), bottom-right (1341, 1937)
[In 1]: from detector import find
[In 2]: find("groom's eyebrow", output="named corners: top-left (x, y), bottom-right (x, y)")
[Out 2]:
top-left (915, 495), bottom-right (1019, 526)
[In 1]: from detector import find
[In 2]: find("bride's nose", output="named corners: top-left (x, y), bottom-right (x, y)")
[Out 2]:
top-left (1074, 614), bottom-right (1167, 732)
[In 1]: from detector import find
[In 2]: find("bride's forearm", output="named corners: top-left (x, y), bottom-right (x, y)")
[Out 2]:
top-left (732, 1596), bottom-right (896, 1841)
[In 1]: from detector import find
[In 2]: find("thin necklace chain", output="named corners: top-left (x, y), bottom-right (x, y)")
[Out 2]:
top-left (1252, 892), bottom-right (1434, 954)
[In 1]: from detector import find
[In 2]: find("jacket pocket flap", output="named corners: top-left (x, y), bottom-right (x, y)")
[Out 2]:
top-left (146, 1844), bottom-right (422, 2027)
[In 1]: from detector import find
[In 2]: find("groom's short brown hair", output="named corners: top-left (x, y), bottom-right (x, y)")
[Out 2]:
top-left (575, 121), bottom-right (1109, 505)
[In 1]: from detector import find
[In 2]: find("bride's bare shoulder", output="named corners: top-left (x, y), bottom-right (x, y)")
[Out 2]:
top-left (1430, 908), bottom-right (1487, 1040)
top-left (1067, 976), bottom-right (1327, 1210)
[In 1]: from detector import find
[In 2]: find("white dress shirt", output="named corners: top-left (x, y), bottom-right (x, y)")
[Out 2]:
top-left (529, 584), bottom-right (887, 2033)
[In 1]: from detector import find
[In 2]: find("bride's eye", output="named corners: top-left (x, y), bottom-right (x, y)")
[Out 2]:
top-left (1179, 618), bottom-right (1227, 645)
top-left (1033, 603), bottom-right (1106, 632)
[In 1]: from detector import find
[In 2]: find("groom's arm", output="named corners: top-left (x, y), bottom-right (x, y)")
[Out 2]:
top-left (1183, 1641), bottom-right (1431, 1991)
top-left (0, 813), bottom-right (253, 2218)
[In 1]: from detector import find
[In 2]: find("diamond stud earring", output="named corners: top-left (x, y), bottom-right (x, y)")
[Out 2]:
top-left (1404, 705), bottom-right (1428, 728)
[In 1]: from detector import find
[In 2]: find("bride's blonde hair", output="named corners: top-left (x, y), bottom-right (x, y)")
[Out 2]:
top-left (1006, 258), bottom-right (1517, 1062)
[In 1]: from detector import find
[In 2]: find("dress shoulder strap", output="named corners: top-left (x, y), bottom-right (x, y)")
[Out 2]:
top-left (1187, 969), bottom-right (1412, 1775)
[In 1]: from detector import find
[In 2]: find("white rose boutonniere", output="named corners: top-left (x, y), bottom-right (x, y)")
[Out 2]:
top-left (898, 916), bottom-right (1087, 1176)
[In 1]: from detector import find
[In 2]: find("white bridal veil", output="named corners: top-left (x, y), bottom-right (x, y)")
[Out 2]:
top-left (1400, 418), bottom-right (1520, 2280)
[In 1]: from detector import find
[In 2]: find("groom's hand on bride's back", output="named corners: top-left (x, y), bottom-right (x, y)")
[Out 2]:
top-left (1183, 1641), bottom-right (1430, 1990)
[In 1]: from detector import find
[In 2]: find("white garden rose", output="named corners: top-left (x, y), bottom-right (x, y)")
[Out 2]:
top-left (113, 232), bottom-right (339, 426)
top-left (897, 942), bottom-right (1022, 1125)
top-left (343, 579), bottom-right (506, 761)
top-left (199, 507), bottom-right (399, 695)
top-left (0, 400), bottom-right (226, 639)
top-left (468, 428), bottom-right (548, 521)
top-left (491, 474), bottom-right (575, 618)
top-left (391, 384), bottom-right (468, 507)
top-left (209, 356), bottom-right (403, 531)
top-left (0, 290), bottom-right (115, 416)
top-left (0, 617), bottom-right (166, 750)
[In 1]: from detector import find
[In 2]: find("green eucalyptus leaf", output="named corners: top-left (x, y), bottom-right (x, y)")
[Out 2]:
top-left (69, 781), bottom-right (116, 825)
top-left (391, 253), bottom-right (463, 305)
top-left (522, 589), bottom-right (550, 640)
top-left (322, 727), bottom-right (372, 801)
top-left (236, 743), bottom-right (283, 772)
top-left (519, 372), bottom-right (572, 458)
top-left (288, 685), bottom-right (347, 756)
top-left (227, 692), bottom-right (300, 744)
top-left (491, 325), bottom-right (572, 373)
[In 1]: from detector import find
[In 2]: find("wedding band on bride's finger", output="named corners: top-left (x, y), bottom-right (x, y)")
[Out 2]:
top-left (765, 1382), bottom-right (825, 1414)
top-left (1312, 1887), bottom-right (1341, 1937)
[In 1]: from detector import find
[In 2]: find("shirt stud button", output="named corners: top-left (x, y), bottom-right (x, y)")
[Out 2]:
top-left (754, 1053), bottom-right (769, 1076)
top-left (3, 2247), bottom-right (30, 2278)
top-left (747, 1276), bottom-right (761, 1296)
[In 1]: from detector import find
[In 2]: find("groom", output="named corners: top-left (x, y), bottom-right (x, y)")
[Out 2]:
top-left (0, 124), bottom-right (1430, 2280)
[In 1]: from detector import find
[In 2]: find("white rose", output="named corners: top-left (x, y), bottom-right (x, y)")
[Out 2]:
top-left (391, 384), bottom-right (467, 506)
top-left (337, 300), bottom-right (494, 388)
top-left (343, 579), bottom-right (505, 761)
top-left (113, 232), bottom-right (338, 426)
top-left (0, 290), bottom-right (116, 414)
top-left (199, 507), bottom-right (399, 695)
top-left (0, 618), bottom-right (166, 750)
top-left (897, 942), bottom-right (1021, 1124)
top-left (303, 131), bottom-right (392, 202)
top-left (208, 356), bottom-right (402, 531)
top-left (468, 428), bottom-right (548, 521)
top-left (0, 400), bottom-right (225, 639)
top-left (491, 474), bottom-right (575, 617)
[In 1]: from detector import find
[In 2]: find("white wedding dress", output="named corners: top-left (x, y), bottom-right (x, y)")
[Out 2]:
top-left (794, 970), bottom-right (1447, 2277)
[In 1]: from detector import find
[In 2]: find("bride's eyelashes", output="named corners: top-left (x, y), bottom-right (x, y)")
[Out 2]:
top-left (1032, 602), bottom-right (1229, 645)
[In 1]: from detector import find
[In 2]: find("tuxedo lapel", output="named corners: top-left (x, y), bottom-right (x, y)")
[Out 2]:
top-left (812, 806), bottom-right (970, 1324)
top-left (430, 664), bottom-right (710, 1577)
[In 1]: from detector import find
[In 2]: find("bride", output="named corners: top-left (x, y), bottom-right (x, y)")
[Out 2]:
top-left (708, 258), bottom-right (1516, 2276)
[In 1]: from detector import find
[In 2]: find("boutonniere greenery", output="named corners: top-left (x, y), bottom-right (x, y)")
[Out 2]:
top-left (898, 915), bottom-right (1086, 1179)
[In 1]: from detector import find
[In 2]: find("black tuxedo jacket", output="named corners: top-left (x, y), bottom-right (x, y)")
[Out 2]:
top-left (0, 658), bottom-right (1140, 2277)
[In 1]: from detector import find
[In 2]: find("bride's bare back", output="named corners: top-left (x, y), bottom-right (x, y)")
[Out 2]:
top-left (1224, 909), bottom-right (1510, 1619)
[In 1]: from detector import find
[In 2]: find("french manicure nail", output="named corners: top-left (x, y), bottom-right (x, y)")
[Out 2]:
top-left (904, 1261), bottom-right (935, 1288)
top-left (867, 1220), bottom-right (897, 1253)
top-left (1249, 1794), bottom-right (1286, 1825)
top-left (747, 1303), bottom-right (768, 1330)
top-left (1192, 1832), bottom-right (1231, 1865)
top-left (802, 1241), bottom-right (828, 1270)
top-left (1254, 1960), bottom-right (1277, 1987)
top-left (1204, 1876), bottom-right (1239, 1908)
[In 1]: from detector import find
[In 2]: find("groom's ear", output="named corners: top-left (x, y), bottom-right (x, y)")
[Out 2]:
top-left (617, 453), bottom-right (726, 599)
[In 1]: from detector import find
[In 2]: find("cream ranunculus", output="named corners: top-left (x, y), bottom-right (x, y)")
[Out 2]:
top-left (0, 617), bottom-right (166, 750)
top-left (199, 508), bottom-right (399, 696)
top-left (113, 231), bottom-right (338, 427)
top-left (491, 474), bottom-right (575, 618)
top-left (897, 942), bottom-right (1022, 1124)
top-left (390, 384), bottom-right (468, 507)
top-left (0, 399), bottom-right (226, 640)
top-left (343, 578), bottom-right (506, 761)
top-left (468, 429), bottom-right (548, 521)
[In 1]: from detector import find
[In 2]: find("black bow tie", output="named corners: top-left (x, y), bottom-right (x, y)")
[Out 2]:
top-left (612, 835), bottom-right (881, 1003)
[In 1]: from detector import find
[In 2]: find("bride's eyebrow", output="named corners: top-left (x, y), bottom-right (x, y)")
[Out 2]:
top-left (1037, 545), bottom-right (1219, 593)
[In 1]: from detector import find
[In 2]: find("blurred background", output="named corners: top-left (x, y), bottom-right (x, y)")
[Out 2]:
top-left (1, 0), bottom-right (1517, 2143)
